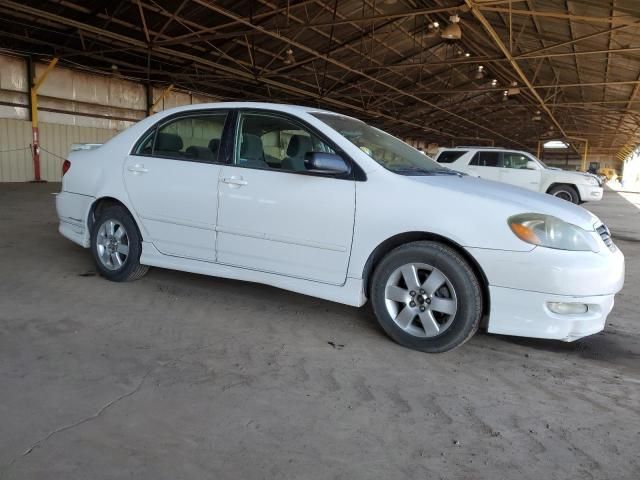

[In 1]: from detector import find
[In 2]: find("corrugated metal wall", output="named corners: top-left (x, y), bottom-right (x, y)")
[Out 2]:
top-left (0, 52), bottom-right (221, 182)
top-left (39, 123), bottom-right (118, 181)
top-left (0, 119), bottom-right (118, 182)
top-left (0, 119), bottom-right (32, 181)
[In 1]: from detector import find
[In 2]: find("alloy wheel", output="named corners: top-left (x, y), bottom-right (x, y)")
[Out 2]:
top-left (96, 219), bottom-right (130, 271)
top-left (384, 263), bottom-right (457, 338)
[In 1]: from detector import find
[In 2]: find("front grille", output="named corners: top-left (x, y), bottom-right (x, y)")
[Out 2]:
top-left (596, 224), bottom-right (615, 251)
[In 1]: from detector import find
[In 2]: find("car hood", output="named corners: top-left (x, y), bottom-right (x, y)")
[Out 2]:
top-left (408, 174), bottom-right (599, 230)
top-left (543, 168), bottom-right (596, 184)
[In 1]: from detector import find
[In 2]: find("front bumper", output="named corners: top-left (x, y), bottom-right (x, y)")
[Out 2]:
top-left (576, 184), bottom-right (603, 202)
top-left (468, 245), bottom-right (624, 341)
top-left (487, 286), bottom-right (614, 341)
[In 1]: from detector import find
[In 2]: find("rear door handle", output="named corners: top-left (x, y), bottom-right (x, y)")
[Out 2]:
top-left (127, 164), bottom-right (149, 174)
top-left (222, 176), bottom-right (248, 186)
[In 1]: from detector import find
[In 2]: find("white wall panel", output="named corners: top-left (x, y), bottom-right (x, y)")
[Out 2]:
top-left (0, 54), bottom-right (27, 93)
top-left (0, 118), bottom-right (32, 182)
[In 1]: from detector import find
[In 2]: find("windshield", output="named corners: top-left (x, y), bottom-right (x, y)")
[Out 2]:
top-left (529, 154), bottom-right (548, 168)
top-left (312, 112), bottom-right (456, 175)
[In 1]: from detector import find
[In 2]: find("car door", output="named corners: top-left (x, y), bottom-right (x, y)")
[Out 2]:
top-left (499, 152), bottom-right (542, 191)
top-left (216, 110), bottom-right (356, 285)
top-left (123, 111), bottom-right (229, 261)
top-left (466, 151), bottom-right (502, 181)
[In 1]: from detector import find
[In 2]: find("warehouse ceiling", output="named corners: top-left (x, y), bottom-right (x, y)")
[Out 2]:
top-left (0, 0), bottom-right (639, 161)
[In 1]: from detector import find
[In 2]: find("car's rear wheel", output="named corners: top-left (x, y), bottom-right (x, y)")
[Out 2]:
top-left (548, 184), bottom-right (579, 204)
top-left (370, 241), bottom-right (482, 353)
top-left (91, 205), bottom-right (149, 282)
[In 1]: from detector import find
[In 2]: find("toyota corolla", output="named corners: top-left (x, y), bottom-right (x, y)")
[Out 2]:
top-left (56, 102), bottom-right (625, 352)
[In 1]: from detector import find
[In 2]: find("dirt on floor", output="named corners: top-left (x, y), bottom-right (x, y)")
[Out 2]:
top-left (0, 183), bottom-right (639, 480)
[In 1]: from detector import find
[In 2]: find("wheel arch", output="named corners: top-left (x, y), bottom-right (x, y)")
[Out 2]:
top-left (362, 231), bottom-right (491, 319)
top-left (88, 196), bottom-right (144, 240)
top-left (546, 183), bottom-right (581, 202)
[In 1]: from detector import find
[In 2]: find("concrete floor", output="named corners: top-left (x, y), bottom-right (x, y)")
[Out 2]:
top-left (0, 183), bottom-right (639, 480)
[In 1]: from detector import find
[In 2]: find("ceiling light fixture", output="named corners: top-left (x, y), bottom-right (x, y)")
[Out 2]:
top-left (464, 52), bottom-right (471, 57)
top-left (441, 15), bottom-right (461, 40)
top-left (283, 48), bottom-right (295, 65)
top-left (544, 140), bottom-right (569, 149)
top-left (475, 65), bottom-right (485, 80)
top-left (490, 79), bottom-right (497, 87)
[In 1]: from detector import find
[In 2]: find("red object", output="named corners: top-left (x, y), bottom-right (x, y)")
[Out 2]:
top-left (62, 159), bottom-right (71, 176)
top-left (32, 126), bottom-right (41, 181)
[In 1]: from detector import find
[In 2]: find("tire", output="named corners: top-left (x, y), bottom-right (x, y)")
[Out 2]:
top-left (548, 184), bottom-right (579, 204)
top-left (90, 205), bottom-right (149, 282)
top-left (370, 241), bottom-right (483, 353)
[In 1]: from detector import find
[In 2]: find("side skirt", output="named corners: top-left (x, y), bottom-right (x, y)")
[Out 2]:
top-left (140, 242), bottom-right (367, 307)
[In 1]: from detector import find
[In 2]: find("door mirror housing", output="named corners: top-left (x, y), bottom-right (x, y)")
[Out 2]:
top-left (526, 160), bottom-right (539, 170)
top-left (304, 152), bottom-right (351, 175)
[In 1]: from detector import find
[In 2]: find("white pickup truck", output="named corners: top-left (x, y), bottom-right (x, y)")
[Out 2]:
top-left (435, 147), bottom-right (603, 204)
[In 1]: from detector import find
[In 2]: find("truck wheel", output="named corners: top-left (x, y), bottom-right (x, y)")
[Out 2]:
top-left (548, 185), bottom-right (579, 204)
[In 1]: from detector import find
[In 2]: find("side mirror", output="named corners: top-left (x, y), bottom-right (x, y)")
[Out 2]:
top-left (526, 160), bottom-right (539, 170)
top-left (304, 152), bottom-right (351, 175)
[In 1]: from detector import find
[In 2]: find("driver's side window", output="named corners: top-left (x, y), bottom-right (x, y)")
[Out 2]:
top-left (236, 113), bottom-right (334, 172)
top-left (503, 152), bottom-right (530, 169)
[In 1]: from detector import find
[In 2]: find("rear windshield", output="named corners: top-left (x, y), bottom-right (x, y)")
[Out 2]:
top-left (437, 150), bottom-right (467, 163)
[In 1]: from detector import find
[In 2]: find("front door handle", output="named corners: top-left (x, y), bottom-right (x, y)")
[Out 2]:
top-left (222, 176), bottom-right (248, 186)
top-left (127, 164), bottom-right (149, 174)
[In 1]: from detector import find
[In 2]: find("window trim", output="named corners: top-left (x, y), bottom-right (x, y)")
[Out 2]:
top-left (130, 109), bottom-right (232, 165)
top-left (229, 108), bottom-right (366, 181)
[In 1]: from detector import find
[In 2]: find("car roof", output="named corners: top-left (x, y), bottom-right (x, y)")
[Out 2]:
top-left (154, 101), bottom-right (338, 117)
top-left (439, 146), bottom-right (530, 154)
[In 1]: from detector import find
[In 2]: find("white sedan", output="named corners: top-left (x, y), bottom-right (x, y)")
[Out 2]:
top-left (56, 102), bottom-right (625, 352)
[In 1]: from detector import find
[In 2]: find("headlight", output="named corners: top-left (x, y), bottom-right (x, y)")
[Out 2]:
top-left (586, 176), bottom-right (598, 185)
top-left (508, 213), bottom-right (599, 252)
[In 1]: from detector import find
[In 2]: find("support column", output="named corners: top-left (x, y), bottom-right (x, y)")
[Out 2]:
top-left (582, 139), bottom-right (589, 171)
top-left (150, 84), bottom-right (174, 114)
top-left (30, 57), bottom-right (58, 182)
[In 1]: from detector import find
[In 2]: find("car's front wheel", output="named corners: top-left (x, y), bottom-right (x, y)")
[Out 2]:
top-left (548, 184), bottom-right (579, 204)
top-left (90, 205), bottom-right (149, 282)
top-left (370, 241), bottom-right (483, 353)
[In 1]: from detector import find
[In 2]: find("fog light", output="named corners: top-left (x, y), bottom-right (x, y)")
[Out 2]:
top-left (547, 302), bottom-right (588, 314)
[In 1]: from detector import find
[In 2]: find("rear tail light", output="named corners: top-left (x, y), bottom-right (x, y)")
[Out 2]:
top-left (62, 159), bottom-right (71, 176)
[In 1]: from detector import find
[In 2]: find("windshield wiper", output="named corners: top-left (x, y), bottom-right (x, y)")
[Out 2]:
top-left (391, 167), bottom-right (435, 175)
top-left (430, 170), bottom-right (465, 177)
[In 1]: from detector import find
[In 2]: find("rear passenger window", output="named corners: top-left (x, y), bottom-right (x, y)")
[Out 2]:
top-left (437, 150), bottom-right (467, 163)
top-left (470, 151), bottom-right (501, 167)
top-left (141, 112), bottom-right (227, 162)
